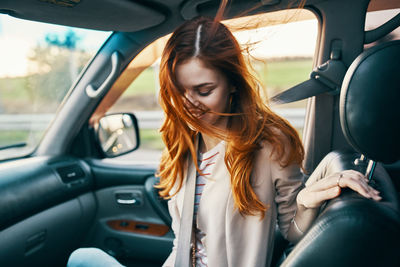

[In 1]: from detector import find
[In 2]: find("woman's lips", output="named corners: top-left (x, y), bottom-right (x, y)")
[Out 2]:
top-left (189, 109), bottom-right (205, 118)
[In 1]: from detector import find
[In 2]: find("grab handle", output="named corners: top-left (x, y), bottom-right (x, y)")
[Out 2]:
top-left (86, 51), bottom-right (121, 98)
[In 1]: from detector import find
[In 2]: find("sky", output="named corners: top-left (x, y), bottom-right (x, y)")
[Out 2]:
top-left (0, 15), bottom-right (110, 77)
top-left (234, 19), bottom-right (318, 59)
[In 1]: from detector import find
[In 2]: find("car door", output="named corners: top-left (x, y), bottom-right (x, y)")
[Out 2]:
top-left (0, 15), bottom-right (112, 267)
top-left (80, 158), bottom-right (172, 266)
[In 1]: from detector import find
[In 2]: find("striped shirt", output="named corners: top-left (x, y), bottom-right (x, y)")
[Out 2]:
top-left (193, 141), bottom-right (224, 267)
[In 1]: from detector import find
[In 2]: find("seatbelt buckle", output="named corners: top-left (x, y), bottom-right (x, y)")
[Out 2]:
top-left (310, 58), bottom-right (347, 95)
top-left (310, 45), bottom-right (347, 95)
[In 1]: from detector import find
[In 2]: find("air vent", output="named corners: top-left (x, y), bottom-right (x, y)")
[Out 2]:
top-left (56, 164), bottom-right (85, 184)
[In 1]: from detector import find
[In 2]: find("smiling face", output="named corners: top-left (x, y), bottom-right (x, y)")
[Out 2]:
top-left (176, 57), bottom-right (234, 131)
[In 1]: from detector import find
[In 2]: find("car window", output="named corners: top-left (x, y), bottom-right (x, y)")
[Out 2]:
top-left (0, 15), bottom-right (111, 161)
top-left (365, 8), bottom-right (400, 49)
top-left (108, 9), bottom-right (318, 163)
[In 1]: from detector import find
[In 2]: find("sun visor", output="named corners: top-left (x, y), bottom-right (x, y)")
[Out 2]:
top-left (0, 0), bottom-right (166, 32)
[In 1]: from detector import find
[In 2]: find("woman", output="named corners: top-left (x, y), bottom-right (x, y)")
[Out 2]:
top-left (155, 15), bottom-right (381, 267)
top-left (67, 14), bottom-right (381, 267)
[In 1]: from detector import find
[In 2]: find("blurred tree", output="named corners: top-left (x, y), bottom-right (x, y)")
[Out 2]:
top-left (45, 29), bottom-right (81, 81)
top-left (26, 29), bottom-right (91, 108)
top-left (45, 29), bottom-right (80, 49)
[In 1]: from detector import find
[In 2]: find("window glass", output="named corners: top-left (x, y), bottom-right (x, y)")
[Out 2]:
top-left (364, 8), bottom-right (400, 49)
top-left (109, 9), bottom-right (318, 163)
top-left (0, 15), bottom-right (111, 160)
top-left (232, 16), bottom-right (317, 136)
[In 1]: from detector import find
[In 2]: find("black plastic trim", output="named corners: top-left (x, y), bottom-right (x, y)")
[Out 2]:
top-left (0, 156), bottom-right (93, 231)
top-left (144, 176), bottom-right (171, 227)
top-left (88, 159), bottom-right (157, 190)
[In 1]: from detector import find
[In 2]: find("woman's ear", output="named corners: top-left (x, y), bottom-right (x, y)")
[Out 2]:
top-left (230, 86), bottom-right (237, 94)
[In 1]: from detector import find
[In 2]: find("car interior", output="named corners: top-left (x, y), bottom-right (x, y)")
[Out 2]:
top-left (0, 0), bottom-right (399, 266)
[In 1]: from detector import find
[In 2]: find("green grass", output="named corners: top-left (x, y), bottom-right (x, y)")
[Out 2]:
top-left (0, 130), bottom-right (43, 148)
top-left (0, 131), bottom-right (29, 146)
top-left (0, 77), bottom-right (32, 100)
top-left (123, 68), bottom-right (158, 96)
top-left (257, 58), bottom-right (313, 94)
top-left (254, 58), bottom-right (313, 109)
top-left (139, 128), bottom-right (164, 150)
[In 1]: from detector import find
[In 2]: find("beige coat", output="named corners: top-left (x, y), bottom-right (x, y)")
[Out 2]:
top-left (163, 141), bottom-right (304, 267)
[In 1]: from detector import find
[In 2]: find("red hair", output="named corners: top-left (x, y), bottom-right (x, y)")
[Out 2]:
top-left (156, 16), bottom-right (304, 218)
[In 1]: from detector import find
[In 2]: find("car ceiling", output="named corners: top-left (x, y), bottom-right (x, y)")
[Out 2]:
top-left (2, 0), bottom-right (397, 32)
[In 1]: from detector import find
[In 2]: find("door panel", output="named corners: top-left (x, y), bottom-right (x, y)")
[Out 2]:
top-left (86, 161), bottom-right (173, 266)
top-left (144, 176), bottom-right (172, 227)
top-left (88, 159), bottom-right (158, 188)
top-left (0, 156), bottom-right (96, 267)
top-left (0, 157), bottom-right (93, 230)
top-left (0, 192), bottom-right (96, 267)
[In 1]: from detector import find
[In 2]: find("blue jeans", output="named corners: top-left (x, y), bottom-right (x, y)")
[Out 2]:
top-left (67, 248), bottom-right (125, 267)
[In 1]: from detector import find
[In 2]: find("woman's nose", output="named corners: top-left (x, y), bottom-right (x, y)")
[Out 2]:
top-left (184, 92), bottom-right (197, 106)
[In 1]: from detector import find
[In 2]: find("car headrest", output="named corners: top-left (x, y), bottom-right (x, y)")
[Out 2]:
top-left (340, 40), bottom-right (400, 164)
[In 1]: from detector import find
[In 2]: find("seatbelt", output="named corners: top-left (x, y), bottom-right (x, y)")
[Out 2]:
top-left (270, 78), bottom-right (333, 104)
top-left (175, 153), bottom-right (197, 267)
top-left (270, 48), bottom-right (347, 104)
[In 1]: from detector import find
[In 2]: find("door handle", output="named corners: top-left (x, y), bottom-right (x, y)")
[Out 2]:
top-left (116, 198), bottom-right (137, 205)
top-left (115, 191), bottom-right (142, 206)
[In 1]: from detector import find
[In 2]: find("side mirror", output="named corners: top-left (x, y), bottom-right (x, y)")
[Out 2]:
top-left (96, 113), bottom-right (140, 157)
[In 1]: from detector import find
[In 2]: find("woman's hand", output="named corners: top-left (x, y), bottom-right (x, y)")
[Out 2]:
top-left (297, 170), bottom-right (381, 209)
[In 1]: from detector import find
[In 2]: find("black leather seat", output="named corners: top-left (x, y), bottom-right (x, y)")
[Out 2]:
top-left (280, 40), bottom-right (400, 267)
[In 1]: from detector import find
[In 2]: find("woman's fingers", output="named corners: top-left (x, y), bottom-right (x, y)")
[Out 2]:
top-left (309, 170), bottom-right (378, 195)
top-left (338, 175), bottom-right (381, 201)
top-left (297, 186), bottom-right (341, 209)
top-left (339, 170), bottom-right (380, 199)
top-left (299, 170), bottom-right (382, 209)
top-left (306, 170), bottom-right (354, 192)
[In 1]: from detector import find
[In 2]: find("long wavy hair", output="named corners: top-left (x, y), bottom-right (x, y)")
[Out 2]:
top-left (156, 15), bottom-right (304, 218)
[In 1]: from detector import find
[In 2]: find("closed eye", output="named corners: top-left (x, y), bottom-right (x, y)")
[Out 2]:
top-left (198, 90), bottom-right (212, 96)
top-left (197, 86), bottom-right (215, 96)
